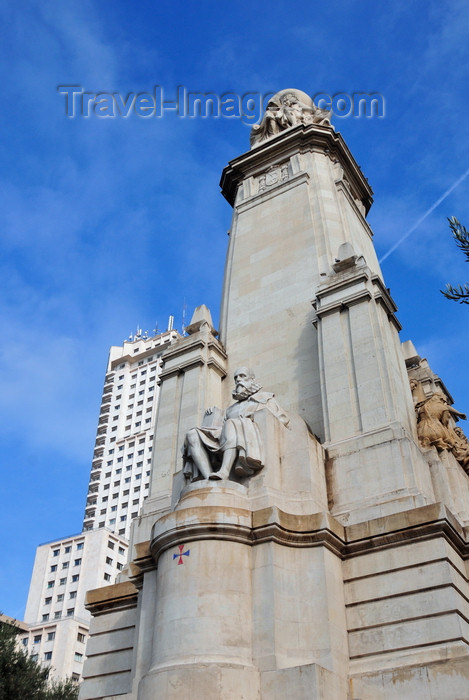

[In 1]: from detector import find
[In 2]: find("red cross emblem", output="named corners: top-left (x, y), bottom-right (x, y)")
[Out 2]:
top-left (173, 544), bottom-right (190, 565)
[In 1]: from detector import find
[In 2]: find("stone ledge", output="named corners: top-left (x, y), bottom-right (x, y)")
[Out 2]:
top-left (129, 503), bottom-right (469, 577)
top-left (85, 581), bottom-right (138, 615)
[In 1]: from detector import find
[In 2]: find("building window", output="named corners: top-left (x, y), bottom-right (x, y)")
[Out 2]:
top-left (57, 594), bottom-right (64, 601)
top-left (44, 597), bottom-right (52, 605)
top-left (42, 614), bottom-right (49, 621)
top-left (120, 515), bottom-right (127, 522)
top-left (64, 546), bottom-right (71, 553)
top-left (106, 557), bottom-right (113, 565)
top-left (74, 651), bottom-right (83, 662)
top-left (111, 506), bottom-right (117, 512)
top-left (127, 453), bottom-right (133, 460)
top-left (117, 457), bottom-right (123, 462)
top-left (117, 562), bottom-right (123, 570)
top-left (108, 541), bottom-right (115, 549)
top-left (67, 609), bottom-right (75, 617)
top-left (72, 575), bottom-right (79, 582)
top-left (77, 632), bottom-right (86, 643)
top-left (104, 573), bottom-right (111, 582)
top-left (34, 635), bottom-right (41, 643)
top-left (31, 654), bottom-right (38, 662)
top-left (59, 578), bottom-right (66, 586)
top-left (62, 562), bottom-right (69, 569)
top-left (44, 651), bottom-right (52, 661)
top-left (22, 638), bottom-right (28, 646)
top-left (53, 549), bottom-right (59, 557)
top-left (47, 632), bottom-right (55, 641)
top-left (54, 612), bottom-right (61, 619)
top-left (74, 559), bottom-right (81, 566)
top-left (118, 547), bottom-right (125, 555)
top-left (69, 591), bottom-right (77, 599)
top-left (47, 581), bottom-right (54, 588)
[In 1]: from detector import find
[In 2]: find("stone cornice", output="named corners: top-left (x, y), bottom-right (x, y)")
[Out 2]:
top-left (85, 581), bottom-right (139, 615)
top-left (86, 503), bottom-right (469, 613)
top-left (220, 124), bottom-right (373, 213)
top-left (146, 502), bottom-right (468, 567)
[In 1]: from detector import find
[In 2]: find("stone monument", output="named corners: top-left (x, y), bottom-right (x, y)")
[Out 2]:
top-left (79, 90), bottom-right (469, 700)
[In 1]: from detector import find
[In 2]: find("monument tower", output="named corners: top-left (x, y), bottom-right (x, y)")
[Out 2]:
top-left (79, 90), bottom-right (469, 700)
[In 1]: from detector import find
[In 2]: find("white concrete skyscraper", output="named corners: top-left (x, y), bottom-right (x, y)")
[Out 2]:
top-left (22, 327), bottom-right (179, 683)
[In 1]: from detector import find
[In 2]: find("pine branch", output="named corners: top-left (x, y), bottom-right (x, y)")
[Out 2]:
top-left (448, 216), bottom-right (469, 263)
top-left (441, 283), bottom-right (469, 304)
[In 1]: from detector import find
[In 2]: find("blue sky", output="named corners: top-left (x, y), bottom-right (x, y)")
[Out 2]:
top-left (1, 0), bottom-right (469, 619)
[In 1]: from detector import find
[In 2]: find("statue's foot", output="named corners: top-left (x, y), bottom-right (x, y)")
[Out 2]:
top-left (209, 470), bottom-right (229, 480)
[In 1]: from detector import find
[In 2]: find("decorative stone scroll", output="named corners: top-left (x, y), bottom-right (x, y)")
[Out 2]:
top-left (182, 367), bottom-right (289, 482)
top-left (250, 89), bottom-right (332, 148)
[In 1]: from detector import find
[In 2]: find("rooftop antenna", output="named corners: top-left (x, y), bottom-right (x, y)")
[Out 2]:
top-left (153, 322), bottom-right (159, 336)
top-left (182, 298), bottom-right (187, 335)
top-left (167, 315), bottom-right (174, 332)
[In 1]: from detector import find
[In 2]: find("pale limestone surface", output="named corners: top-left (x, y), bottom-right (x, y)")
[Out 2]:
top-left (79, 94), bottom-right (469, 700)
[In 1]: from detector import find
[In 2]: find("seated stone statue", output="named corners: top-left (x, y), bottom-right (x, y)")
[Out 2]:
top-left (183, 367), bottom-right (289, 481)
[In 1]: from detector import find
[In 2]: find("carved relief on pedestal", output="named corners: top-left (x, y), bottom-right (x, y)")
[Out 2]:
top-left (257, 163), bottom-right (289, 193)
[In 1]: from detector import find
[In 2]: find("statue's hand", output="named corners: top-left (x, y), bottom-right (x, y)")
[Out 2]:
top-left (204, 407), bottom-right (214, 416)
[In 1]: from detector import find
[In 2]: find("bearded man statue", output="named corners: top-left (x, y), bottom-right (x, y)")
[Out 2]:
top-left (183, 367), bottom-right (289, 482)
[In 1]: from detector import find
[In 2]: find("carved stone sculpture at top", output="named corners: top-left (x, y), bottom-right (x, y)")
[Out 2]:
top-left (183, 367), bottom-right (289, 482)
top-left (250, 89), bottom-right (332, 148)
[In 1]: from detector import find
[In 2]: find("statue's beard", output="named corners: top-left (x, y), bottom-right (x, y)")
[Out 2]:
top-left (232, 381), bottom-right (262, 401)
